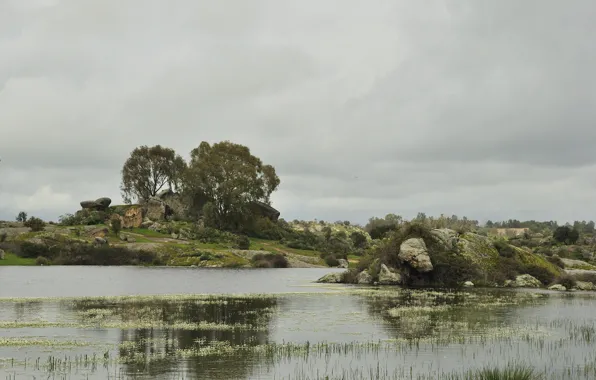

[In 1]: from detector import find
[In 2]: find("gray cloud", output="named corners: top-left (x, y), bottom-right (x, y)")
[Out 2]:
top-left (1, 0), bottom-right (596, 225)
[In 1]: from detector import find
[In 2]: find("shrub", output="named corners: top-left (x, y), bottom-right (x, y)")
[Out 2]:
top-left (24, 217), bottom-right (45, 232)
top-left (110, 216), bottom-right (122, 235)
top-left (428, 251), bottom-right (480, 287)
top-left (59, 213), bottom-right (81, 226)
top-left (522, 264), bottom-right (556, 285)
top-left (250, 253), bottom-right (288, 268)
top-left (555, 274), bottom-right (577, 289)
top-left (325, 255), bottom-right (340, 267)
top-left (35, 256), bottom-right (51, 266)
top-left (235, 235), bottom-right (251, 250)
top-left (350, 231), bottom-right (368, 249)
top-left (493, 240), bottom-right (516, 258)
top-left (547, 255), bottom-right (565, 268)
top-left (0, 231), bottom-right (7, 243)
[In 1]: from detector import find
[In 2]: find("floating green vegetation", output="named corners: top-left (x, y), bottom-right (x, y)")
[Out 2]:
top-left (0, 338), bottom-right (90, 347)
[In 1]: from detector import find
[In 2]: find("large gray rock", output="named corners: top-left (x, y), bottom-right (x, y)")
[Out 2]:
top-left (548, 284), bottom-right (567, 291)
top-left (378, 264), bottom-right (402, 285)
top-left (398, 238), bottom-right (433, 273)
top-left (463, 281), bottom-right (474, 287)
top-left (337, 259), bottom-right (349, 269)
top-left (357, 270), bottom-right (373, 284)
top-left (80, 200), bottom-right (99, 209)
top-left (430, 228), bottom-right (459, 250)
top-left (94, 237), bottom-right (108, 246)
top-left (95, 197), bottom-right (112, 209)
top-left (574, 281), bottom-right (595, 291)
top-left (316, 272), bottom-right (344, 283)
top-left (504, 274), bottom-right (542, 288)
top-left (0, 249), bottom-right (5, 260)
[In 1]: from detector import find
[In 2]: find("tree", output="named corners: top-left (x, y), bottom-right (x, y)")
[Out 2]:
top-left (553, 226), bottom-right (580, 245)
top-left (183, 141), bottom-right (280, 230)
top-left (120, 145), bottom-right (187, 204)
top-left (16, 211), bottom-right (27, 223)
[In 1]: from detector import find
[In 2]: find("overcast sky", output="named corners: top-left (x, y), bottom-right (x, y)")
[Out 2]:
top-left (1, 0), bottom-right (596, 225)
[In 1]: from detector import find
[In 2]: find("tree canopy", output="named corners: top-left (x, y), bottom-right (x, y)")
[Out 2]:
top-left (183, 141), bottom-right (280, 230)
top-left (120, 145), bottom-right (186, 204)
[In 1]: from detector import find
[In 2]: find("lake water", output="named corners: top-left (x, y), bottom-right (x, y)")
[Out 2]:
top-left (1, 267), bottom-right (596, 379)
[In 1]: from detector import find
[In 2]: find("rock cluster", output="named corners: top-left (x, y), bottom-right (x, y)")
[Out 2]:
top-left (504, 274), bottom-right (542, 288)
top-left (80, 197), bottom-right (112, 211)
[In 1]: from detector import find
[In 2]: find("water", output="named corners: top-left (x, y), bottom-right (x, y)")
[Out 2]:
top-left (1, 267), bottom-right (596, 379)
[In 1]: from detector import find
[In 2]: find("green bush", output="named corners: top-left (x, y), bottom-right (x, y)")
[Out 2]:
top-left (35, 256), bottom-right (51, 266)
top-left (235, 235), bottom-right (251, 250)
top-left (547, 255), bottom-right (565, 268)
top-left (250, 253), bottom-right (288, 268)
top-left (0, 232), bottom-right (7, 243)
top-left (522, 264), bottom-right (556, 285)
top-left (324, 255), bottom-right (340, 267)
top-left (493, 240), bottom-right (516, 258)
top-left (24, 217), bottom-right (45, 232)
top-left (110, 216), bottom-right (122, 235)
top-left (350, 231), bottom-right (368, 249)
top-left (555, 274), bottom-right (576, 289)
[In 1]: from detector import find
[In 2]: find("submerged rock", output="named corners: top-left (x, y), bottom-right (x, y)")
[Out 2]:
top-left (505, 274), bottom-right (542, 288)
top-left (548, 284), bottom-right (567, 291)
top-left (378, 264), bottom-right (402, 285)
top-left (398, 238), bottom-right (433, 273)
top-left (316, 272), bottom-right (344, 283)
top-left (357, 270), bottom-right (373, 284)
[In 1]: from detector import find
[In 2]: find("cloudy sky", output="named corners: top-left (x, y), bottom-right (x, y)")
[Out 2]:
top-left (1, 0), bottom-right (596, 225)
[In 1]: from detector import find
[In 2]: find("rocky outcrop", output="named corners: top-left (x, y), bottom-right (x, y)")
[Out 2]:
top-left (504, 274), bottom-right (542, 288)
top-left (378, 264), bottom-right (402, 285)
top-left (338, 259), bottom-right (349, 269)
top-left (548, 284), bottom-right (567, 291)
top-left (316, 272), bottom-right (343, 283)
top-left (122, 207), bottom-right (143, 228)
top-left (357, 270), bottom-right (373, 284)
top-left (80, 197), bottom-right (112, 211)
top-left (93, 237), bottom-right (108, 246)
top-left (575, 281), bottom-right (595, 291)
top-left (398, 238), bottom-right (433, 273)
top-left (430, 228), bottom-right (459, 250)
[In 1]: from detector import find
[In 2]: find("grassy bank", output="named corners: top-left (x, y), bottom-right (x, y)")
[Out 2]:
top-left (0, 252), bottom-right (35, 266)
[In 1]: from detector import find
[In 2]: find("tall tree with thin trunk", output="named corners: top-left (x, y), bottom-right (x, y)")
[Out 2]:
top-left (120, 145), bottom-right (187, 204)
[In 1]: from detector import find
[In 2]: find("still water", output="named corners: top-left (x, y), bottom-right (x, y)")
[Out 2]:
top-left (1, 267), bottom-right (596, 379)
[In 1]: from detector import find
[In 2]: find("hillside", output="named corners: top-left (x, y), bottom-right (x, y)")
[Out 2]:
top-left (0, 221), bottom-right (332, 268)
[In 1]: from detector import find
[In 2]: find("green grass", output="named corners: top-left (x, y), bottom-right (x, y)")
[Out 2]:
top-left (0, 253), bottom-right (36, 266)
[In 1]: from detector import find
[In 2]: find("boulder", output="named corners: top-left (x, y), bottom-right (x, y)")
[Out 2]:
top-left (378, 264), bottom-right (402, 285)
top-left (94, 237), bottom-right (108, 246)
top-left (574, 281), bottom-right (595, 291)
top-left (337, 259), bottom-right (349, 269)
top-left (505, 274), bottom-right (542, 288)
top-left (430, 228), bottom-right (459, 250)
top-left (357, 270), bottom-right (373, 284)
top-left (398, 238), bottom-right (433, 273)
top-left (316, 272), bottom-right (344, 283)
top-left (248, 200), bottom-right (281, 222)
top-left (119, 234), bottom-right (128, 241)
top-left (122, 207), bottom-right (143, 229)
top-left (95, 197), bottom-right (112, 209)
top-left (80, 200), bottom-right (99, 209)
top-left (88, 227), bottom-right (108, 238)
top-left (463, 281), bottom-right (474, 287)
top-left (0, 249), bottom-right (5, 260)
top-left (146, 198), bottom-right (167, 221)
top-left (548, 284), bottom-right (567, 291)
